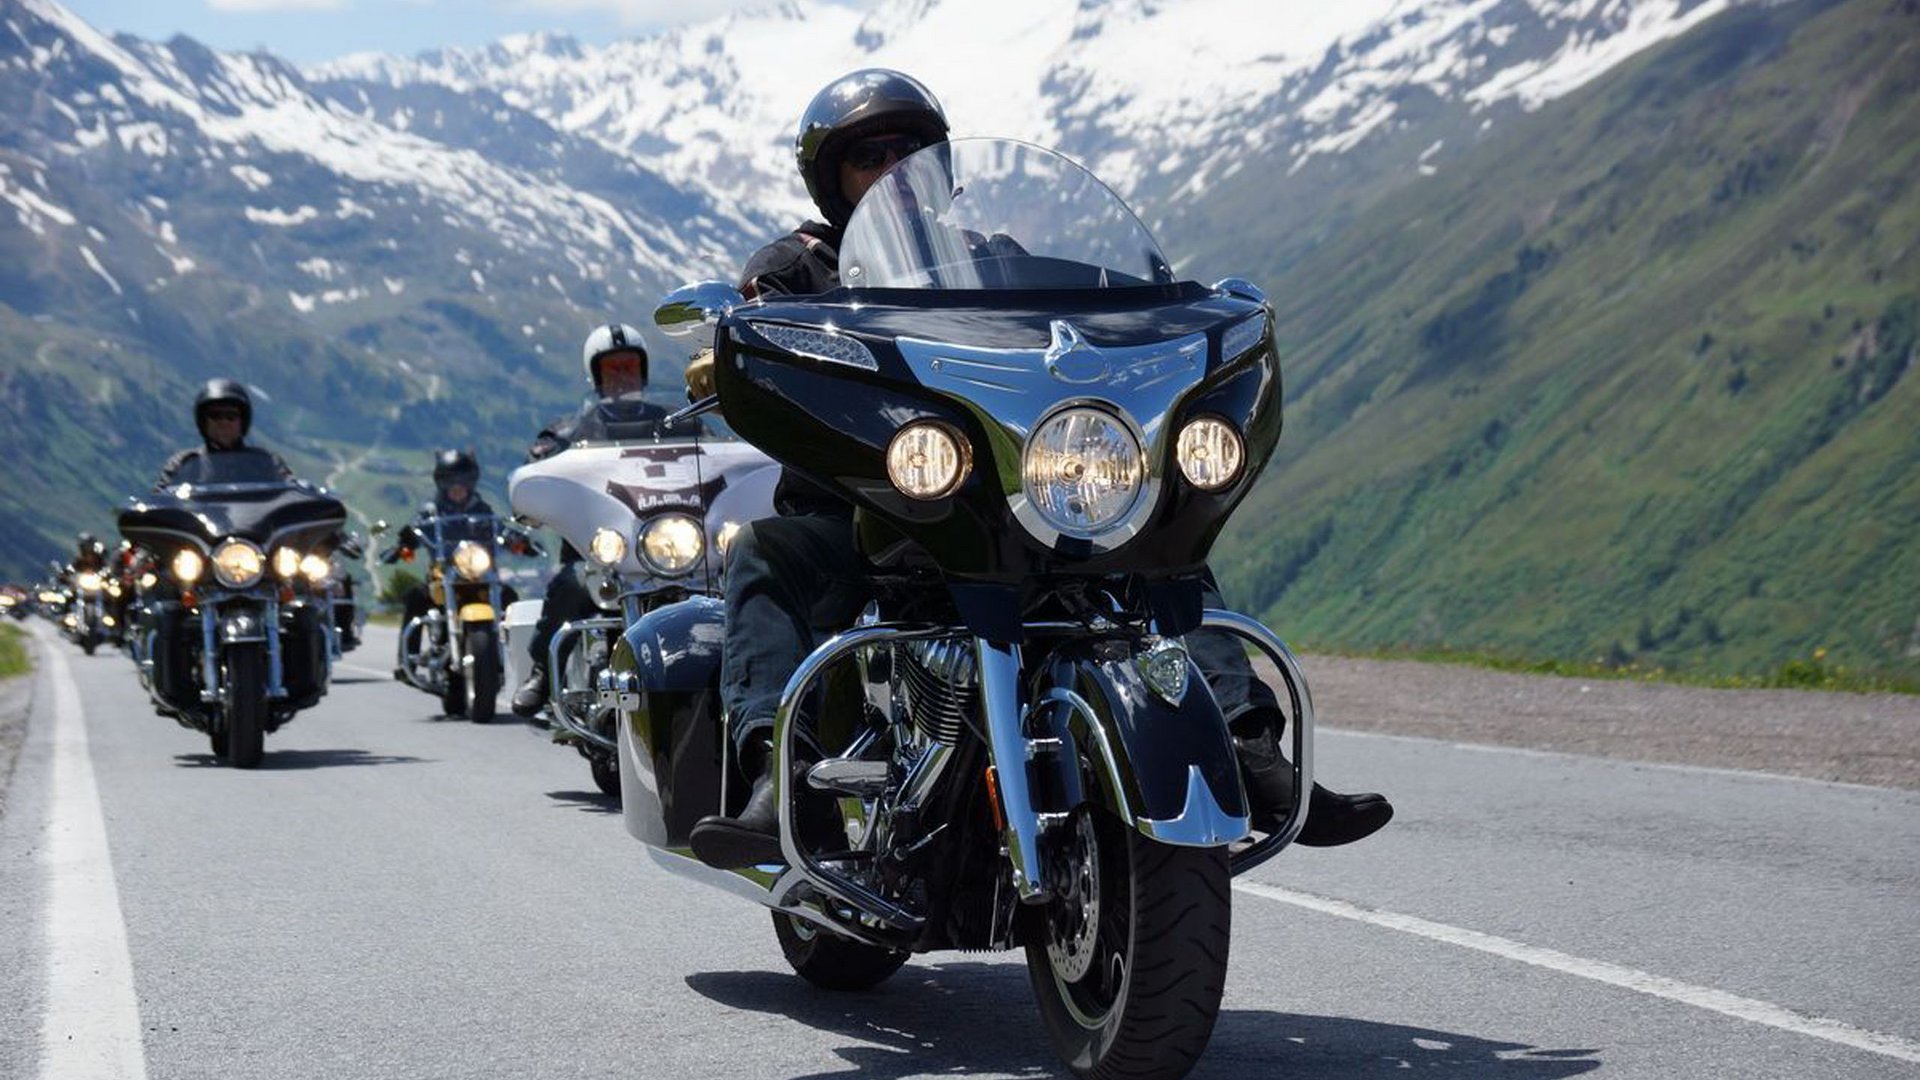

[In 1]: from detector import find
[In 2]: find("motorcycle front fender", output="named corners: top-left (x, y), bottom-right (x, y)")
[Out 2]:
top-left (611, 595), bottom-right (726, 849)
top-left (1033, 646), bottom-right (1250, 847)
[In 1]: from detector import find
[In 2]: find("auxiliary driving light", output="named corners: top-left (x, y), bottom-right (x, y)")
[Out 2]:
top-left (1174, 417), bottom-right (1244, 491)
top-left (589, 527), bottom-right (628, 567)
top-left (273, 546), bottom-right (302, 579)
top-left (886, 422), bottom-right (970, 500)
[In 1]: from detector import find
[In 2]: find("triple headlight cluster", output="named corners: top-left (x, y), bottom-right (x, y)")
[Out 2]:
top-left (588, 514), bottom-right (705, 577)
top-left (885, 410), bottom-right (1245, 538)
top-left (170, 541), bottom-right (332, 589)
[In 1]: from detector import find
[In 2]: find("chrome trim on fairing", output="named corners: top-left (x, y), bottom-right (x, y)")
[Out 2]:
top-left (1209, 277), bottom-right (1267, 305)
top-left (1140, 765), bottom-right (1250, 846)
top-left (548, 616), bottom-right (625, 751)
top-left (1199, 609), bottom-right (1315, 875)
top-left (895, 329), bottom-right (1208, 553)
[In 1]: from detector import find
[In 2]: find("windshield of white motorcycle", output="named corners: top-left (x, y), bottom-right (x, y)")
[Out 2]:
top-left (840, 139), bottom-right (1174, 292)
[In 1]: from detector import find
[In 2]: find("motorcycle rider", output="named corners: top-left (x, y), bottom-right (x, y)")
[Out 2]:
top-left (146, 379), bottom-right (295, 704)
top-left (390, 449), bottom-right (518, 630)
top-left (510, 324), bottom-right (674, 716)
top-left (155, 379), bottom-right (294, 488)
top-left (687, 69), bottom-right (1391, 868)
top-left (69, 532), bottom-right (108, 574)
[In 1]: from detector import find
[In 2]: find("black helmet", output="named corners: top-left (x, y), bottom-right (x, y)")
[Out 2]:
top-left (796, 69), bottom-right (949, 228)
top-left (193, 378), bottom-right (252, 438)
top-left (432, 448), bottom-right (479, 494)
top-left (581, 323), bottom-right (649, 394)
top-left (75, 531), bottom-right (99, 552)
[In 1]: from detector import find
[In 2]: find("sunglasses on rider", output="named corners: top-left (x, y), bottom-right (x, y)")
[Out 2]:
top-left (204, 408), bottom-right (243, 421)
top-left (844, 135), bottom-right (926, 171)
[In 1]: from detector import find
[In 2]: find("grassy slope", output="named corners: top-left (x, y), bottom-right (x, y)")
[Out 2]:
top-left (0, 623), bottom-right (28, 679)
top-left (1213, 0), bottom-right (1920, 679)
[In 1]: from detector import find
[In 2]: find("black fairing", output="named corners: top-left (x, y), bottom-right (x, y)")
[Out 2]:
top-left (712, 284), bottom-right (1278, 591)
top-left (120, 482), bottom-right (346, 557)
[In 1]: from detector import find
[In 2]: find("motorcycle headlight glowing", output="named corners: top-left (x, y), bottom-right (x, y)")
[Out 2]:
top-left (886, 422), bottom-right (970, 500)
top-left (273, 546), bottom-right (302, 579)
top-left (300, 554), bottom-right (331, 583)
top-left (211, 540), bottom-right (265, 588)
top-left (452, 540), bottom-right (493, 581)
top-left (1022, 407), bottom-right (1144, 537)
top-left (1175, 417), bottom-right (1244, 491)
top-left (171, 548), bottom-right (204, 584)
top-left (76, 571), bottom-right (104, 592)
top-left (589, 527), bottom-right (627, 567)
top-left (638, 513), bottom-right (703, 577)
top-left (139, 572), bottom-right (159, 590)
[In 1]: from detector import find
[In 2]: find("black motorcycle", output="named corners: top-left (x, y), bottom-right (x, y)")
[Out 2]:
top-left (119, 449), bottom-right (347, 767)
top-left (611, 139), bottom-right (1314, 1079)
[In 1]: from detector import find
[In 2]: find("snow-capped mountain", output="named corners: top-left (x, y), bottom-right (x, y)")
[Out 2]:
top-left (0, 0), bottom-right (1758, 574)
top-left (316, 0), bottom-right (1746, 240)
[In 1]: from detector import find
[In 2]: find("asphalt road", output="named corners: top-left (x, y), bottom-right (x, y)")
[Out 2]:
top-left (3, 622), bottom-right (1917, 1079)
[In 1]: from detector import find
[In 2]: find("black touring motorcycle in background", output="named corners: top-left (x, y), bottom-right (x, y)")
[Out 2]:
top-left (613, 139), bottom-right (1314, 1079)
top-left (382, 510), bottom-right (537, 722)
top-left (119, 449), bottom-right (348, 768)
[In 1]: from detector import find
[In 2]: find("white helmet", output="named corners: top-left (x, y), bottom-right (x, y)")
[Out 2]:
top-left (581, 323), bottom-right (649, 392)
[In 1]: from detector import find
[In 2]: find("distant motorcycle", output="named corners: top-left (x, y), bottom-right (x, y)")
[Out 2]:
top-left (508, 403), bottom-right (776, 795)
top-left (119, 448), bottom-right (348, 768)
top-left (382, 511), bottom-right (538, 722)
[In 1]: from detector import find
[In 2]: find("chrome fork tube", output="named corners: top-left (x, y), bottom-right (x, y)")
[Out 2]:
top-left (976, 638), bottom-right (1049, 903)
top-left (265, 595), bottom-right (286, 698)
top-left (199, 603), bottom-right (219, 700)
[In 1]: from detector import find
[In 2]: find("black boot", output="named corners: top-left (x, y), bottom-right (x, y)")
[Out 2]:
top-left (1236, 729), bottom-right (1393, 847)
top-left (510, 662), bottom-right (549, 717)
top-left (690, 737), bottom-right (783, 869)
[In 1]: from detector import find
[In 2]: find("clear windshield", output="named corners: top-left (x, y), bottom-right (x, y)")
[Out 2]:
top-left (840, 139), bottom-right (1174, 291)
top-left (166, 448), bottom-right (288, 490)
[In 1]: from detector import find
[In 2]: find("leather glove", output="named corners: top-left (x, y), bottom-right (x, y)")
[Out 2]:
top-left (685, 348), bottom-right (716, 399)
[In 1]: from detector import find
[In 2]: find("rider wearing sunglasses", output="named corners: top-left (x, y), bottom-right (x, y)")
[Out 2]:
top-left (687, 71), bottom-right (1391, 869)
top-left (155, 378), bottom-right (293, 489)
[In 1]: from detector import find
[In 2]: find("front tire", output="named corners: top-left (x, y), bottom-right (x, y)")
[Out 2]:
top-left (223, 643), bottom-right (268, 770)
top-left (772, 912), bottom-right (908, 990)
top-left (1025, 809), bottom-right (1230, 1080)
top-left (589, 753), bottom-right (621, 797)
top-left (465, 625), bottom-right (500, 723)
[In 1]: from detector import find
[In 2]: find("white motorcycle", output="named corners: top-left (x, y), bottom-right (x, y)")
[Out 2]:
top-left (508, 407), bottom-right (777, 795)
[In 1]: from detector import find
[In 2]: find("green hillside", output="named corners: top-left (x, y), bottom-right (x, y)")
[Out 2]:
top-left (1213, 0), bottom-right (1920, 680)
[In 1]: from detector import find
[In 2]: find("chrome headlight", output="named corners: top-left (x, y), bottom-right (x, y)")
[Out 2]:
top-left (451, 540), bottom-right (493, 581)
top-left (588, 527), bottom-right (627, 567)
top-left (272, 546), bottom-right (302, 579)
top-left (75, 571), bottom-right (104, 592)
top-left (887, 422), bottom-right (970, 499)
top-left (300, 554), bottom-right (331, 583)
top-left (1022, 407), bottom-right (1144, 537)
top-left (1175, 417), bottom-right (1244, 491)
top-left (211, 540), bottom-right (265, 588)
top-left (638, 513), bottom-right (703, 576)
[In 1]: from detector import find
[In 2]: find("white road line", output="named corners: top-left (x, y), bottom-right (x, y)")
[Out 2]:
top-left (1235, 880), bottom-right (1920, 1065)
top-left (34, 629), bottom-right (149, 1080)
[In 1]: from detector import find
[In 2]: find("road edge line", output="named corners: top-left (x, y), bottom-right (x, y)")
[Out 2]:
top-left (33, 626), bottom-right (148, 1080)
top-left (1234, 880), bottom-right (1920, 1065)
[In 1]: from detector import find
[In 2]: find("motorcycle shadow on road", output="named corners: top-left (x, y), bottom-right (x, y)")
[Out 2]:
top-left (544, 789), bottom-right (620, 815)
top-left (687, 964), bottom-right (1602, 1079)
top-left (172, 749), bottom-right (431, 770)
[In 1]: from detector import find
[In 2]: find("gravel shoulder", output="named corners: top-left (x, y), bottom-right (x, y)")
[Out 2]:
top-left (1283, 653), bottom-right (1920, 790)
